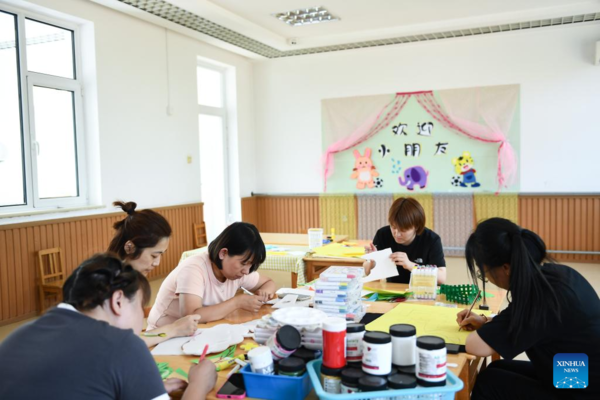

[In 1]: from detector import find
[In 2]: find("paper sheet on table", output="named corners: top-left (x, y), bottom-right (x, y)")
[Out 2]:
top-left (365, 303), bottom-right (492, 345)
top-left (360, 248), bottom-right (399, 283)
top-left (150, 329), bottom-right (203, 355)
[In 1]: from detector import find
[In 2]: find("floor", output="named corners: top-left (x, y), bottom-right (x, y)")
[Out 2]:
top-left (1, 258), bottom-right (598, 345)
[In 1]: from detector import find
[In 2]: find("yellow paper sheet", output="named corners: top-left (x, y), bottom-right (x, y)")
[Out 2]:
top-left (312, 243), bottom-right (365, 258)
top-left (365, 302), bottom-right (492, 345)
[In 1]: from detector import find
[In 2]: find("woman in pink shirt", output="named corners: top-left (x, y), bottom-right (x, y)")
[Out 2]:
top-left (148, 222), bottom-right (276, 328)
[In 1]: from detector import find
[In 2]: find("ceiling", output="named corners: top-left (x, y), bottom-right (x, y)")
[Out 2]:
top-left (100, 0), bottom-right (600, 58)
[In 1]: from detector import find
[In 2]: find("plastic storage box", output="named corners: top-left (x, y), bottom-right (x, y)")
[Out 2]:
top-left (240, 363), bottom-right (313, 400)
top-left (307, 359), bottom-right (464, 400)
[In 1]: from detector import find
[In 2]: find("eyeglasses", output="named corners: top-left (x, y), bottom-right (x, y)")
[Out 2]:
top-left (476, 269), bottom-right (489, 283)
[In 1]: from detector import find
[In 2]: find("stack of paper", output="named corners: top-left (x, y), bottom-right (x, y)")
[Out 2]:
top-left (314, 266), bottom-right (366, 322)
top-left (312, 243), bottom-right (365, 258)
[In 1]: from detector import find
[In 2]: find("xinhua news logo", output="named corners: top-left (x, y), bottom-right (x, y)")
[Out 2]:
top-left (553, 353), bottom-right (588, 389)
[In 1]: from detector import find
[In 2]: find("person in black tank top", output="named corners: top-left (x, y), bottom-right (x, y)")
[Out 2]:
top-left (363, 197), bottom-right (446, 284)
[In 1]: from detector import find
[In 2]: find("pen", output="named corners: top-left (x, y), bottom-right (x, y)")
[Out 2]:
top-left (240, 286), bottom-right (254, 296)
top-left (227, 364), bottom-right (241, 378)
top-left (458, 290), bottom-right (482, 331)
top-left (141, 332), bottom-right (167, 337)
top-left (199, 344), bottom-right (209, 362)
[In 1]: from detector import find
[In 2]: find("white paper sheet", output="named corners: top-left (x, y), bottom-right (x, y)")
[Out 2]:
top-left (360, 248), bottom-right (399, 283)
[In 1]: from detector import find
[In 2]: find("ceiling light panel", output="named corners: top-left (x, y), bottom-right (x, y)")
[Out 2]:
top-left (273, 6), bottom-right (339, 26)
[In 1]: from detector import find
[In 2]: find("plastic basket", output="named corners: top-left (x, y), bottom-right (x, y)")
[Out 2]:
top-left (307, 359), bottom-right (463, 400)
top-left (240, 363), bottom-right (313, 400)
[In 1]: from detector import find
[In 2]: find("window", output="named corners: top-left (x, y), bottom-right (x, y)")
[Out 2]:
top-left (197, 63), bottom-right (229, 241)
top-left (0, 7), bottom-right (86, 213)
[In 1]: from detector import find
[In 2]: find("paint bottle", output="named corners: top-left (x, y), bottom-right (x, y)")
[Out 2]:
top-left (390, 324), bottom-right (416, 368)
top-left (416, 336), bottom-right (447, 387)
top-left (362, 331), bottom-right (392, 376)
top-left (292, 346), bottom-right (321, 364)
top-left (248, 346), bottom-right (274, 375)
top-left (358, 375), bottom-right (388, 399)
top-left (277, 357), bottom-right (306, 377)
top-left (388, 373), bottom-right (418, 400)
top-left (346, 323), bottom-right (366, 366)
top-left (320, 364), bottom-right (342, 394)
top-left (322, 317), bottom-right (347, 369)
top-left (340, 367), bottom-right (365, 394)
top-left (267, 325), bottom-right (301, 361)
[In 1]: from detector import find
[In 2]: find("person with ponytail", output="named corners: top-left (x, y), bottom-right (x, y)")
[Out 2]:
top-left (108, 201), bottom-right (200, 347)
top-left (0, 253), bottom-right (217, 400)
top-left (457, 218), bottom-right (600, 399)
top-left (148, 222), bottom-right (274, 327)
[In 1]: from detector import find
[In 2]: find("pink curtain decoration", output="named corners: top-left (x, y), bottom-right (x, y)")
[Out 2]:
top-left (322, 86), bottom-right (519, 193)
top-left (322, 94), bottom-right (410, 190)
top-left (434, 85), bottom-right (519, 192)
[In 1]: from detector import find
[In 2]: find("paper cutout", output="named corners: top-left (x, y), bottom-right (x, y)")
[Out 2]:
top-left (392, 123), bottom-right (408, 136)
top-left (452, 151), bottom-right (481, 188)
top-left (398, 166), bottom-right (429, 190)
top-left (272, 294), bottom-right (298, 308)
top-left (417, 122), bottom-right (434, 136)
top-left (156, 362), bottom-right (173, 379)
top-left (361, 248), bottom-right (399, 283)
top-left (366, 302), bottom-right (492, 345)
top-left (404, 143), bottom-right (421, 157)
top-left (182, 324), bottom-right (248, 355)
top-left (374, 177), bottom-right (384, 188)
top-left (151, 329), bottom-right (204, 356)
top-left (350, 147), bottom-right (379, 189)
top-left (377, 144), bottom-right (391, 158)
top-left (175, 368), bottom-right (189, 379)
top-left (435, 142), bottom-right (448, 155)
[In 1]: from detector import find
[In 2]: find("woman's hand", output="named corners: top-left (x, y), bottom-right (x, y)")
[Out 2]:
top-left (456, 309), bottom-right (488, 331)
top-left (390, 252), bottom-right (415, 271)
top-left (164, 378), bottom-right (188, 394)
top-left (364, 242), bottom-right (377, 254)
top-left (236, 294), bottom-right (264, 313)
top-left (362, 259), bottom-right (375, 276)
top-left (256, 289), bottom-right (276, 303)
top-left (183, 360), bottom-right (217, 400)
top-left (169, 314), bottom-right (201, 337)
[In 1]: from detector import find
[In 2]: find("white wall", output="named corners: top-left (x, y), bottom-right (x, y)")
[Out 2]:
top-left (3, 0), bottom-right (256, 222)
top-left (253, 23), bottom-right (600, 194)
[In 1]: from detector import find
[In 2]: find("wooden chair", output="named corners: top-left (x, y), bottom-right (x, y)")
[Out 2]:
top-left (193, 222), bottom-right (208, 248)
top-left (38, 248), bottom-right (66, 313)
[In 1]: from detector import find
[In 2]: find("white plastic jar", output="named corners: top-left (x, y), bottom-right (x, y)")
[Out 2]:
top-left (416, 336), bottom-right (446, 387)
top-left (248, 346), bottom-right (275, 375)
top-left (345, 323), bottom-right (365, 366)
top-left (362, 331), bottom-right (392, 376)
top-left (390, 324), bottom-right (416, 368)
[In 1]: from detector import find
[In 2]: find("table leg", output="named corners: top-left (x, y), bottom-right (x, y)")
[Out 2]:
top-left (456, 357), bottom-right (470, 400)
top-left (291, 272), bottom-right (298, 288)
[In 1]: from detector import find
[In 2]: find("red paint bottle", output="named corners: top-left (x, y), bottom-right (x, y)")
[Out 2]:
top-left (322, 317), bottom-right (347, 369)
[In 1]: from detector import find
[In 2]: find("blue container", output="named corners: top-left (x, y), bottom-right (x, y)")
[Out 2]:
top-left (240, 363), bottom-right (313, 400)
top-left (307, 359), bottom-right (464, 400)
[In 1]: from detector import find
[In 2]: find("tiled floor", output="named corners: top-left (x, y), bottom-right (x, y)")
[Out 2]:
top-left (1, 259), bottom-right (598, 344)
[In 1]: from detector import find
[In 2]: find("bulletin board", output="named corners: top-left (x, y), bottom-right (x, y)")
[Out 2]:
top-left (322, 85), bottom-right (520, 194)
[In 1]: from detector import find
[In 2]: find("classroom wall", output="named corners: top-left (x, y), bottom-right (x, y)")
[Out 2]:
top-left (253, 22), bottom-right (600, 194)
top-left (5, 0), bottom-right (256, 219)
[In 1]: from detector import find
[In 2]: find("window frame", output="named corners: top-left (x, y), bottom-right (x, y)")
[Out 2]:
top-left (197, 61), bottom-right (231, 221)
top-left (0, 5), bottom-right (87, 213)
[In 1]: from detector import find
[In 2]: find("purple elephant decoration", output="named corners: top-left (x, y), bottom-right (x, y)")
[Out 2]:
top-left (398, 166), bottom-right (429, 190)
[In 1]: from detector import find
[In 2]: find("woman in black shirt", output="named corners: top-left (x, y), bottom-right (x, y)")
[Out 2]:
top-left (363, 197), bottom-right (446, 284)
top-left (457, 218), bottom-right (600, 400)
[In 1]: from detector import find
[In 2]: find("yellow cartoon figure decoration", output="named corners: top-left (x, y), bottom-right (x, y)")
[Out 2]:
top-left (452, 151), bottom-right (481, 188)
